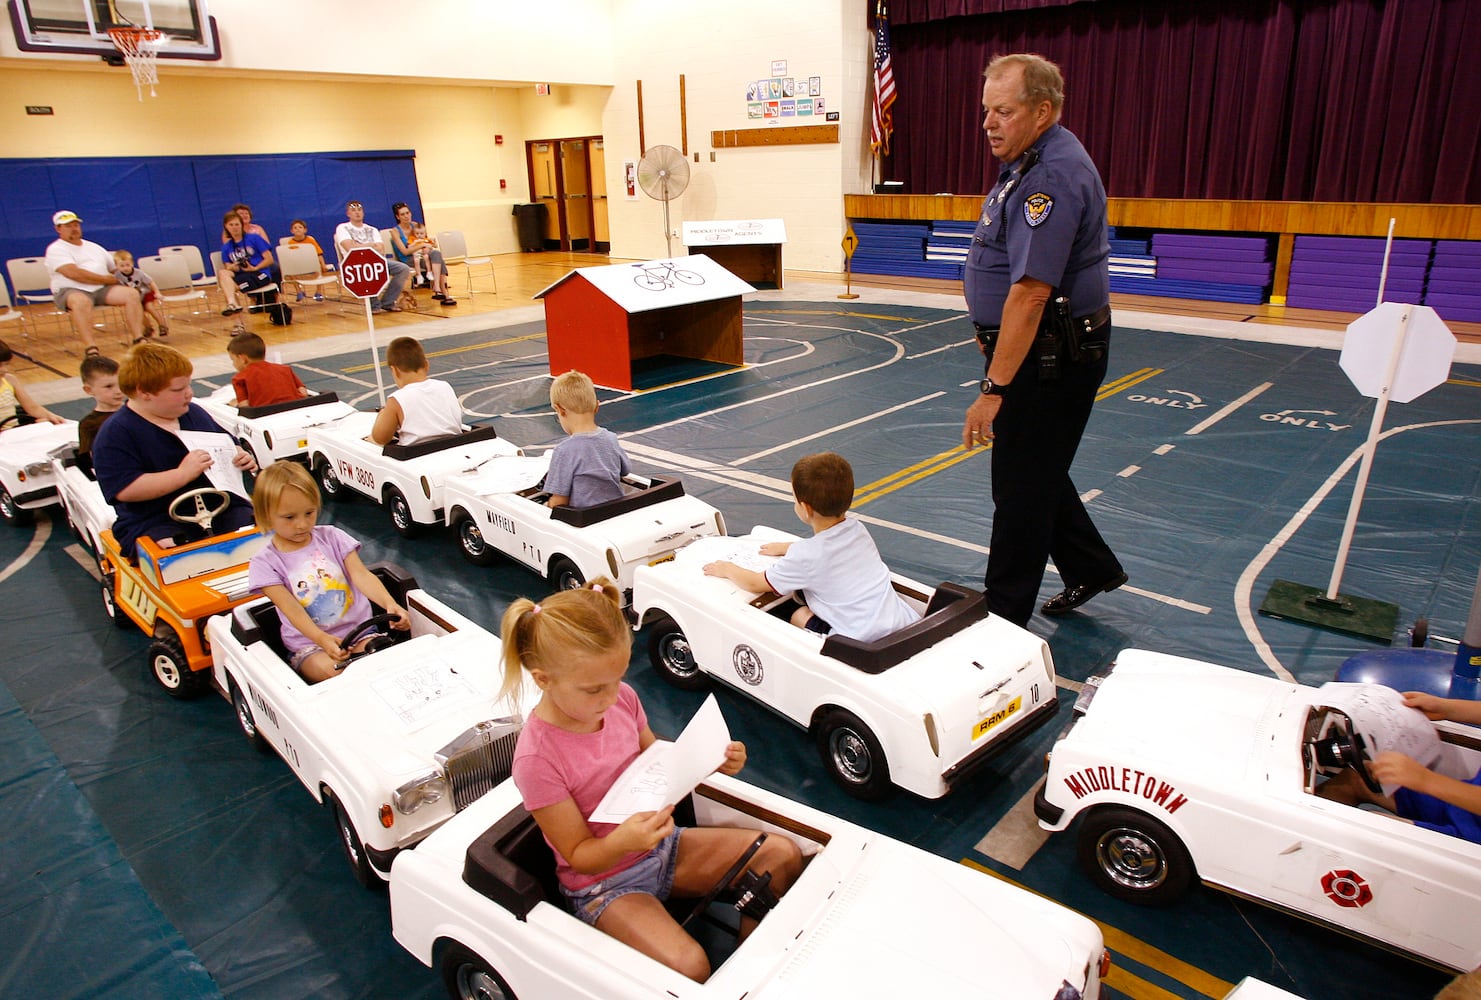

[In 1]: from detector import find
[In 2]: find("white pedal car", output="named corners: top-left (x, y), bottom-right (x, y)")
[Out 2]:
top-left (0, 420), bottom-right (77, 525)
top-left (206, 564), bottom-right (540, 887)
top-left (441, 455), bottom-right (726, 598)
top-left (305, 411), bottom-right (523, 537)
top-left (390, 771), bottom-right (1108, 1000)
top-left (198, 385), bottom-right (357, 467)
top-left (48, 444), bottom-right (116, 561)
top-left (629, 527), bottom-right (1060, 800)
top-left (1035, 650), bottom-right (1481, 971)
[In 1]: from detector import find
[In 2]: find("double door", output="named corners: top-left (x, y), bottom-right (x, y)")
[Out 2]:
top-left (527, 136), bottom-right (608, 252)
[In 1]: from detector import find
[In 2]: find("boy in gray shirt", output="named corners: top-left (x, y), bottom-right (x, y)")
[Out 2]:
top-left (544, 370), bottom-right (629, 508)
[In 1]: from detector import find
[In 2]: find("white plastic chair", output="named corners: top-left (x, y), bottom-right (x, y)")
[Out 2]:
top-left (158, 245), bottom-right (217, 291)
top-left (139, 254), bottom-right (207, 323)
top-left (0, 279), bottom-right (26, 339)
top-left (277, 242), bottom-right (339, 306)
top-left (7, 255), bottom-right (112, 343)
top-left (436, 229), bottom-right (496, 297)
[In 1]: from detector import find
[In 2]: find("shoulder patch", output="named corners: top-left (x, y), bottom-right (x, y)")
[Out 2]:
top-left (1023, 193), bottom-right (1054, 228)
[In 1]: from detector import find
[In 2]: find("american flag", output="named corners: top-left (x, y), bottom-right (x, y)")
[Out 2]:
top-left (870, 0), bottom-right (897, 155)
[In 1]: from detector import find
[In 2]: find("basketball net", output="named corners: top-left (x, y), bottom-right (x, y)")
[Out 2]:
top-left (107, 26), bottom-right (163, 100)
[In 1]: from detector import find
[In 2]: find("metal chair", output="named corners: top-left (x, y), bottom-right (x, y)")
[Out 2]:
top-left (436, 229), bottom-right (497, 298)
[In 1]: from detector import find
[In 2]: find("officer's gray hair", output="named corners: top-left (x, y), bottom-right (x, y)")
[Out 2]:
top-left (985, 53), bottom-right (1064, 117)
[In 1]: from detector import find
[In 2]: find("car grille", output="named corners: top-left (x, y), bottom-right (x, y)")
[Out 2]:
top-left (436, 716), bottom-right (522, 812)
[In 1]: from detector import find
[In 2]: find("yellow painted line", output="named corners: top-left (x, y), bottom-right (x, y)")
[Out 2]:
top-left (1103, 966), bottom-right (1189, 1000)
top-left (852, 445), bottom-right (987, 508)
top-left (341, 332), bottom-right (546, 373)
top-left (1099, 367), bottom-right (1164, 400)
top-left (961, 858), bottom-right (1235, 999)
top-left (1449, 377), bottom-right (1481, 388)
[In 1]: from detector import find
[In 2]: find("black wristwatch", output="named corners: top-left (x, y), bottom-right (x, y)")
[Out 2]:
top-left (979, 377), bottom-right (1008, 396)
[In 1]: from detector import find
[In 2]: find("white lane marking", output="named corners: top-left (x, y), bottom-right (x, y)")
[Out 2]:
top-left (735, 392), bottom-right (945, 465)
top-left (65, 543), bottom-right (102, 581)
top-left (1118, 465), bottom-right (1141, 478)
top-left (1154, 444), bottom-right (1175, 455)
top-left (975, 778), bottom-right (1052, 870)
top-left (1186, 381), bottom-right (1273, 436)
top-left (1235, 418), bottom-right (1481, 682)
top-left (0, 515), bottom-right (51, 585)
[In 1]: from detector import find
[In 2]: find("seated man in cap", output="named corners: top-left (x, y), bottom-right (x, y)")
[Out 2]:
top-left (44, 210), bottom-right (147, 355)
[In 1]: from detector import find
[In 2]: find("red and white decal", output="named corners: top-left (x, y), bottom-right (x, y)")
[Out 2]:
top-left (1061, 763), bottom-right (1188, 814)
top-left (1320, 869), bottom-right (1373, 908)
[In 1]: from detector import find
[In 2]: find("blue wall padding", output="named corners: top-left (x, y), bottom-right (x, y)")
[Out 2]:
top-left (1, 150), bottom-right (420, 294)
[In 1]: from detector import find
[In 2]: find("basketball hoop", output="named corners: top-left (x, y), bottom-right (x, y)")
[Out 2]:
top-left (107, 26), bottom-right (163, 100)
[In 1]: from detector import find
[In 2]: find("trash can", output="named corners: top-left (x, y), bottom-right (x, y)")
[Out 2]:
top-left (512, 203), bottom-right (547, 252)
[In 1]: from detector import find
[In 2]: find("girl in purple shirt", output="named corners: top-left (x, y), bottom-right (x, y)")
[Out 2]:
top-left (500, 580), bottom-right (801, 982)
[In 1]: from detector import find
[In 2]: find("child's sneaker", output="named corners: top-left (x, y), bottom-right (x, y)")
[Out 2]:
top-left (313, 293), bottom-right (324, 302)
top-left (296, 291), bottom-right (306, 302)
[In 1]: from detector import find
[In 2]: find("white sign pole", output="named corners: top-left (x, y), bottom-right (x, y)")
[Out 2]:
top-left (366, 298), bottom-right (385, 406)
top-left (1375, 217), bottom-right (1396, 307)
top-left (1326, 303), bottom-right (1411, 600)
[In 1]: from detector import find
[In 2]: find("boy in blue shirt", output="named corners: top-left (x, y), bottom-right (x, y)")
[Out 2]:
top-left (544, 370), bottom-right (629, 508)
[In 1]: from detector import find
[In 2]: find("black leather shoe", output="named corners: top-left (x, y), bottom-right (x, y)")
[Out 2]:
top-left (1042, 571), bottom-right (1128, 616)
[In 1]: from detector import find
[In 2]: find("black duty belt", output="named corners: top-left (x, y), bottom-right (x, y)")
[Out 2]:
top-left (972, 303), bottom-right (1111, 339)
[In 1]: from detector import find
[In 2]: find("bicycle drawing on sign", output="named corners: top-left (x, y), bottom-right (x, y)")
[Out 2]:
top-left (633, 261), bottom-right (705, 291)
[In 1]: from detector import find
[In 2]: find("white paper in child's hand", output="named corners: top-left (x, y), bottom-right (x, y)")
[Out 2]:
top-left (588, 694), bottom-right (731, 823)
top-left (177, 429), bottom-right (248, 498)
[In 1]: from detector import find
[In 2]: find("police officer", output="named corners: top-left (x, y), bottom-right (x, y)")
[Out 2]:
top-left (961, 53), bottom-right (1126, 627)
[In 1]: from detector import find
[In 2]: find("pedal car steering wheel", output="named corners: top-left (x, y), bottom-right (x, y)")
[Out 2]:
top-left (168, 488), bottom-right (232, 536)
top-left (1316, 726), bottom-right (1383, 796)
top-left (334, 613), bottom-right (404, 669)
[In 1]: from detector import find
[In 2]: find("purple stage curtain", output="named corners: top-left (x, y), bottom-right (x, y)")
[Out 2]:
top-left (884, 0), bottom-right (1481, 203)
top-left (890, 0), bottom-right (1100, 22)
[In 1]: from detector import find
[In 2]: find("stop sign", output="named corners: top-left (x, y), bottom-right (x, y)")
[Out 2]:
top-left (1340, 302), bottom-right (1455, 403)
top-left (341, 246), bottom-right (389, 299)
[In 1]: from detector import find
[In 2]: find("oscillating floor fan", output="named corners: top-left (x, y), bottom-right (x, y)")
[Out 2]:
top-left (636, 144), bottom-right (690, 257)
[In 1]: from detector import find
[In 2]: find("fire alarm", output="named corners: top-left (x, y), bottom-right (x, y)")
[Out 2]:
top-left (500, 179), bottom-right (507, 189)
top-left (495, 134), bottom-right (504, 145)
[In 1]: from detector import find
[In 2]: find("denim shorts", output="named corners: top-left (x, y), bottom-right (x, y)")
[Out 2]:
top-left (562, 827), bottom-right (684, 926)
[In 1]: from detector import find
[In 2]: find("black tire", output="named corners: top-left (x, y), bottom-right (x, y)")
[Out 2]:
top-left (1076, 806), bottom-right (1196, 906)
top-left (101, 572), bottom-right (134, 630)
top-left (1411, 617), bottom-right (1429, 648)
top-left (327, 788), bottom-right (383, 890)
top-left (148, 625), bottom-right (210, 699)
top-left (440, 942), bottom-right (519, 1000)
top-left (454, 511), bottom-right (499, 566)
top-left (547, 555), bottom-right (583, 591)
top-left (647, 617), bottom-right (708, 691)
top-left (230, 678), bottom-right (271, 754)
top-left (385, 486), bottom-right (421, 538)
top-left (815, 708), bottom-right (892, 800)
top-left (0, 486), bottom-right (33, 526)
top-left (315, 456), bottom-right (345, 499)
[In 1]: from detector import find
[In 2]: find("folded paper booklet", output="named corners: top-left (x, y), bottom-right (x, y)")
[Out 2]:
top-left (588, 693), bottom-right (730, 823)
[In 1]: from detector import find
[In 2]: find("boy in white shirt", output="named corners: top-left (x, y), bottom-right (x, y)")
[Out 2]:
top-left (369, 336), bottom-right (463, 446)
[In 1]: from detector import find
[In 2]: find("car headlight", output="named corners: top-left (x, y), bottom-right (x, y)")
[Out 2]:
top-left (23, 461), bottom-right (50, 478)
top-left (392, 770), bottom-right (448, 815)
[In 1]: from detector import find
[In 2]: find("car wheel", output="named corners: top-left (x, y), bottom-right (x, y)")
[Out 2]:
top-left (327, 788), bottom-right (382, 890)
top-left (100, 572), bottom-right (134, 630)
top-left (229, 679), bottom-right (271, 754)
top-left (385, 486), bottom-right (421, 539)
top-left (454, 512), bottom-right (499, 567)
top-left (440, 942), bottom-right (519, 1000)
top-left (148, 625), bottom-right (210, 699)
top-left (1076, 806), bottom-right (1195, 906)
top-left (0, 486), bottom-right (32, 526)
top-left (314, 456), bottom-right (345, 499)
top-left (815, 709), bottom-right (892, 800)
top-left (647, 617), bottom-right (708, 691)
top-left (547, 555), bottom-right (583, 591)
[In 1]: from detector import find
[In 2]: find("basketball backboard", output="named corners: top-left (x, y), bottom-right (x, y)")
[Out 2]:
top-left (7, 0), bottom-right (220, 60)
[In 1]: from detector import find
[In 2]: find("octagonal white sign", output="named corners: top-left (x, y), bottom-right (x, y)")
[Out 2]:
top-left (1339, 302), bottom-right (1455, 403)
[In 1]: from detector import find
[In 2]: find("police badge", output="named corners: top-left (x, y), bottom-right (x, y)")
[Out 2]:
top-left (1023, 192), bottom-right (1054, 227)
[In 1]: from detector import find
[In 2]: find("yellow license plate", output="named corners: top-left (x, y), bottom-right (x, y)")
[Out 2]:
top-left (648, 553), bottom-right (676, 566)
top-left (973, 696), bottom-right (1022, 740)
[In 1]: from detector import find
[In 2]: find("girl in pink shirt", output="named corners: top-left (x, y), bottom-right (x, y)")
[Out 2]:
top-left (500, 580), bottom-right (801, 982)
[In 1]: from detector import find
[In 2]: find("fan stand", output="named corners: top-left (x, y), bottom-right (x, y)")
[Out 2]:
top-left (660, 178), bottom-right (674, 257)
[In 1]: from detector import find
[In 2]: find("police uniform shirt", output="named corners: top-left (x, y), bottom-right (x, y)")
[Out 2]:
top-left (964, 123), bottom-right (1110, 327)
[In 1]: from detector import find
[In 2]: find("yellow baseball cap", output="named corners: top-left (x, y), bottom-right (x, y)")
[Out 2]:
top-left (52, 210), bottom-right (82, 225)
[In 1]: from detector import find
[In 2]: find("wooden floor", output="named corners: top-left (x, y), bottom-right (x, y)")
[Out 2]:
top-left (7, 253), bottom-right (1476, 387)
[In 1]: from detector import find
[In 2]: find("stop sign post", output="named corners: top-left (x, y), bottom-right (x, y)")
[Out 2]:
top-left (341, 246), bottom-right (391, 404)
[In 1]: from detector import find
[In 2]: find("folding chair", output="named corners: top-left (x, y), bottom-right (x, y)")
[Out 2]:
top-left (7, 256), bottom-right (125, 347)
top-left (138, 254), bottom-right (208, 326)
top-left (277, 242), bottom-right (340, 308)
top-left (158, 245), bottom-right (219, 295)
top-left (436, 229), bottom-right (497, 298)
top-left (0, 279), bottom-right (26, 339)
